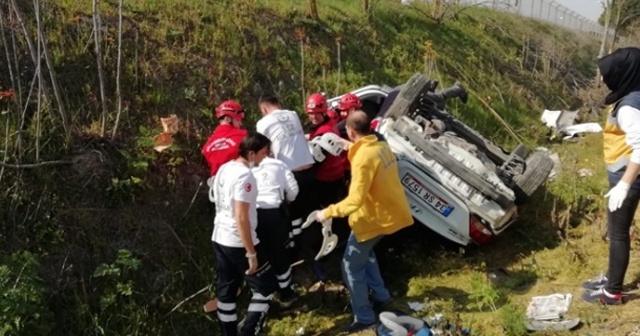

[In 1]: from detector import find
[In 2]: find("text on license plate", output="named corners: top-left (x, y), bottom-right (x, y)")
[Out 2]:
top-left (401, 173), bottom-right (454, 217)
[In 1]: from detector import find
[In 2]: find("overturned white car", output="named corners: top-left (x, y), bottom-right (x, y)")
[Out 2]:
top-left (327, 73), bottom-right (554, 246)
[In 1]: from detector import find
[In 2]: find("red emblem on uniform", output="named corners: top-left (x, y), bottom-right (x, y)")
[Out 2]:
top-left (244, 183), bottom-right (252, 192)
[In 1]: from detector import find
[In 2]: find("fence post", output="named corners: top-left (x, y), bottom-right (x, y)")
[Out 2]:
top-left (547, 1), bottom-right (552, 22)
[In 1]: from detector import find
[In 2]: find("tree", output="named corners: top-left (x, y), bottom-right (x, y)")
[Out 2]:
top-left (596, 0), bottom-right (613, 84)
top-left (599, 0), bottom-right (640, 43)
top-left (308, 0), bottom-right (318, 20)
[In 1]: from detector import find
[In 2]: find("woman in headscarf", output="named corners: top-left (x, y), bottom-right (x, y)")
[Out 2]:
top-left (582, 47), bottom-right (640, 305)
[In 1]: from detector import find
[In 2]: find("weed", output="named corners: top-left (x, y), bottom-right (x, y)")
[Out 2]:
top-left (500, 304), bottom-right (527, 336)
top-left (467, 272), bottom-right (501, 312)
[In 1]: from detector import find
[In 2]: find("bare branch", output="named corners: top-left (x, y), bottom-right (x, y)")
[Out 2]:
top-left (34, 0), bottom-right (42, 162)
top-left (0, 113), bottom-right (10, 184)
top-left (0, 160), bottom-right (72, 169)
top-left (0, 4), bottom-right (20, 114)
top-left (163, 285), bottom-right (209, 318)
top-left (111, 0), bottom-right (124, 141)
top-left (93, 0), bottom-right (108, 137)
top-left (10, 0), bottom-right (70, 142)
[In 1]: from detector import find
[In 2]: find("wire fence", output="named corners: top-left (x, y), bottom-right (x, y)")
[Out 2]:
top-left (454, 0), bottom-right (609, 38)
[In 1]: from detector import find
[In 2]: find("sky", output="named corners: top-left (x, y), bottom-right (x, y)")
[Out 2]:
top-left (553, 0), bottom-right (604, 22)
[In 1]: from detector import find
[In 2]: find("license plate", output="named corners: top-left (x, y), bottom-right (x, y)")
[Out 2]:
top-left (401, 173), bottom-right (454, 217)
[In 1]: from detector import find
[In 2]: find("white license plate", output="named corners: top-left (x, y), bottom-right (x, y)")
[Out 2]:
top-left (401, 173), bottom-right (454, 217)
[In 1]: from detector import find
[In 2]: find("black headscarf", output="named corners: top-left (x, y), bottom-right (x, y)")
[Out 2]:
top-left (598, 47), bottom-right (640, 105)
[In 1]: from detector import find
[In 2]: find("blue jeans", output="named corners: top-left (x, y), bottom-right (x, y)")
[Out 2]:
top-left (341, 232), bottom-right (391, 324)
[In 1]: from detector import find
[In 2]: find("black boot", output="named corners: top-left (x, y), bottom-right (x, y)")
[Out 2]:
top-left (439, 81), bottom-right (468, 104)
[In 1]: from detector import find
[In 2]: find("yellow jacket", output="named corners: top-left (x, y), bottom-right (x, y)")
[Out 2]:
top-left (323, 135), bottom-right (413, 242)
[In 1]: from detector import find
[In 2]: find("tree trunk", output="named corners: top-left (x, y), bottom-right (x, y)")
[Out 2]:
top-left (609, 0), bottom-right (626, 53)
top-left (308, 0), bottom-right (319, 20)
top-left (596, 0), bottom-right (613, 85)
top-left (34, 0), bottom-right (42, 161)
top-left (93, 0), bottom-right (109, 138)
top-left (362, 0), bottom-right (369, 12)
top-left (434, 0), bottom-right (442, 19)
top-left (111, 0), bottom-right (124, 141)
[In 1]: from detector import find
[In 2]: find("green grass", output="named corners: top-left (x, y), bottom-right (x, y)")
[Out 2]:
top-left (0, 0), bottom-right (613, 335)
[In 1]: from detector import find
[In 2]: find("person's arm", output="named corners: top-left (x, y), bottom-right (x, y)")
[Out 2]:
top-left (323, 151), bottom-right (375, 219)
top-left (618, 105), bottom-right (640, 184)
top-left (283, 164), bottom-right (299, 203)
top-left (233, 174), bottom-right (258, 274)
top-left (234, 200), bottom-right (256, 256)
top-left (256, 119), bottom-right (266, 136)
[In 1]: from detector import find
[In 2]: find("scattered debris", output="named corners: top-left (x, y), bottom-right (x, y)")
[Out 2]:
top-left (154, 114), bottom-right (179, 152)
top-left (541, 109), bottom-right (602, 141)
top-left (525, 318), bottom-right (580, 332)
top-left (526, 293), bottom-right (572, 320)
top-left (525, 293), bottom-right (580, 332)
top-left (295, 327), bottom-right (305, 335)
top-left (407, 301), bottom-right (425, 312)
top-left (578, 168), bottom-right (594, 178)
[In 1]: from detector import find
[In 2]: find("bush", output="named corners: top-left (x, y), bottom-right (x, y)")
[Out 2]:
top-left (0, 251), bottom-right (53, 336)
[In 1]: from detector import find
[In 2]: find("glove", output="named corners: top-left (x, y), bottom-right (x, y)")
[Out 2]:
top-left (316, 209), bottom-right (327, 223)
top-left (605, 181), bottom-right (630, 212)
top-left (245, 253), bottom-right (258, 275)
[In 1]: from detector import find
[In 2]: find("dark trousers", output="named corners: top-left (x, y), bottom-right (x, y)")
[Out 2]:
top-left (301, 178), bottom-right (349, 266)
top-left (257, 208), bottom-right (293, 291)
top-left (605, 169), bottom-right (640, 294)
top-left (213, 242), bottom-right (278, 336)
top-left (289, 168), bottom-right (318, 258)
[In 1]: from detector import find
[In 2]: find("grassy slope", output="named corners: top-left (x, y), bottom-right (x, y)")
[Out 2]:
top-left (0, 0), bottom-right (615, 335)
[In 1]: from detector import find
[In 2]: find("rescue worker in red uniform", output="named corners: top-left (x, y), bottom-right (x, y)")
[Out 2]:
top-left (304, 93), bottom-right (348, 280)
top-left (202, 100), bottom-right (248, 202)
top-left (333, 93), bottom-right (363, 178)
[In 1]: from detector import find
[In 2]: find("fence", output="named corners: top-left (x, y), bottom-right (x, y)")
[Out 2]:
top-left (456, 0), bottom-right (608, 38)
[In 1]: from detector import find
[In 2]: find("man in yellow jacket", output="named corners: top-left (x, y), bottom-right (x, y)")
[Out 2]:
top-left (316, 110), bottom-right (414, 333)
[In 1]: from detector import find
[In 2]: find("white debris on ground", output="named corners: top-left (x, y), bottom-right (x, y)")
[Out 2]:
top-left (540, 109), bottom-right (602, 141)
top-left (578, 168), bottom-right (594, 178)
top-left (407, 301), bottom-right (425, 312)
top-left (525, 293), bottom-right (572, 320)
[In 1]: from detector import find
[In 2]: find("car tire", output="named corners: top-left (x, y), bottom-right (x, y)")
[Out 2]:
top-left (511, 143), bottom-right (531, 160)
top-left (386, 72), bottom-right (431, 119)
top-left (511, 151), bottom-right (554, 204)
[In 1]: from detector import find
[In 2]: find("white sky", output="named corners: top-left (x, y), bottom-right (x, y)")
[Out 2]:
top-left (553, 0), bottom-right (604, 22)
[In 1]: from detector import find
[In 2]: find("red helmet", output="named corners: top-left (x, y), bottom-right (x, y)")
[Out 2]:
top-left (337, 93), bottom-right (362, 111)
top-left (215, 100), bottom-right (244, 120)
top-left (305, 93), bottom-right (328, 114)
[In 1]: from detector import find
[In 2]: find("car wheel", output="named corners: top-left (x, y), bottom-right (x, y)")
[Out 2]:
top-left (511, 143), bottom-right (531, 160)
top-left (511, 151), bottom-right (554, 204)
top-left (386, 72), bottom-right (431, 119)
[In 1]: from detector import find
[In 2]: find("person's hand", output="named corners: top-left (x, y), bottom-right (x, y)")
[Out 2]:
top-left (245, 253), bottom-right (258, 275)
top-left (338, 138), bottom-right (352, 151)
top-left (605, 181), bottom-right (630, 212)
top-left (316, 209), bottom-right (327, 223)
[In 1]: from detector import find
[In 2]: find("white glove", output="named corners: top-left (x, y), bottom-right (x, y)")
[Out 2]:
top-left (605, 181), bottom-right (630, 212)
top-left (316, 209), bottom-right (327, 223)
